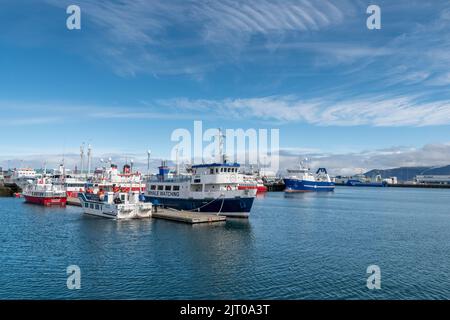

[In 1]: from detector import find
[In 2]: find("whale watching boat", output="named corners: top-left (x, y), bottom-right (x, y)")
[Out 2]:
top-left (79, 190), bottom-right (152, 219)
top-left (144, 157), bottom-right (256, 218)
top-left (23, 177), bottom-right (67, 206)
top-left (283, 160), bottom-right (335, 192)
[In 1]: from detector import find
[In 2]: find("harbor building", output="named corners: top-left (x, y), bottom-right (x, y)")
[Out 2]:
top-left (415, 175), bottom-right (450, 185)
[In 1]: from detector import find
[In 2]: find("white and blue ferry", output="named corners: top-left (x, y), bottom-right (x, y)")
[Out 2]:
top-left (144, 160), bottom-right (256, 218)
top-left (283, 161), bottom-right (335, 192)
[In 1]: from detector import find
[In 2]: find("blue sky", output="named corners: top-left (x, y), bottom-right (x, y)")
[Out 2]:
top-left (1, 0), bottom-right (450, 173)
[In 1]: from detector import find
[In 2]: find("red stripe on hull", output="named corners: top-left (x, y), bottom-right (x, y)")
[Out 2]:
top-left (238, 186), bottom-right (258, 190)
top-left (24, 195), bottom-right (67, 207)
top-left (256, 186), bottom-right (268, 193)
top-left (238, 185), bottom-right (267, 193)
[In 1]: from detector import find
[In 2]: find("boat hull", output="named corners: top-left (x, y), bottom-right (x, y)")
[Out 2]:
top-left (238, 185), bottom-right (268, 193)
top-left (144, 196), bottom-right (254, 218)
top-left (283, 179), bottom-right (335, 192)
top-left (346, 180), bottom-right (387, 187)
top-left (24, 195), bottom-right (67, 207)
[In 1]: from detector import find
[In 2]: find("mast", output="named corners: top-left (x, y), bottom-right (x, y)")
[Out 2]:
top-left (147, 150), bottom-right (151, 177)
top-left (218, 128), bottom-right (227, 164)
top-left (87, 144), bottom-right (92, 177)
top-left (43, 161), bottom-right (47, 179)
top-left (80, 143), bottom-right (85, 176)
top-left (175, 147), bottom-right (179, 175)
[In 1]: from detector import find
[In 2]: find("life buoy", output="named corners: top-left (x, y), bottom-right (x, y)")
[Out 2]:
top-left (226, 185), bottom-right (232, 191)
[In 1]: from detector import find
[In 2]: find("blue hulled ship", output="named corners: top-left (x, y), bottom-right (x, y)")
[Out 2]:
top-left (283, 161), bottom-right (335, 192)
top-left (144, 160), bottom-right (256, 218)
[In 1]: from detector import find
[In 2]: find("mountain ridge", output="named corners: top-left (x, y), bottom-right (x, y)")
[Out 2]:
top-left (365, 165), bottom-right (450, 182)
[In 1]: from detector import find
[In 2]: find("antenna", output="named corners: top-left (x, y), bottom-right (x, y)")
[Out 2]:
top-left (147, 150), bottom-right (151, 177)
top-left (87, 144), bottom-right (92, 177)
top-left (175, 147), bottom-right (179, 175)
top-left (218, 128), bottom-right (226, 164)
top-left (80, 143), bottom-right (85, 176)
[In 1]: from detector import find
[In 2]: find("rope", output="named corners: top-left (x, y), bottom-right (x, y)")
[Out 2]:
top-left (156, 193), bottom-right (227, 215)
top-left (185, 193), bottom-right (226, 212)
top-left (216, 195), bottom-right (225, 216)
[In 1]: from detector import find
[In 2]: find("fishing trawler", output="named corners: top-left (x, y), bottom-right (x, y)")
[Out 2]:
top-left (238, 175), bottom-right (268, 193)
top-left (79, 191), bottom-right (152, 219)
top-left (23, 177), bottom-right (67, 207)
top-left (345, 174), bottom-right (387, 187)
top-left (283, 160), bottom-right (335, 192)
top-left (144, 158), bottom-right (256, 218)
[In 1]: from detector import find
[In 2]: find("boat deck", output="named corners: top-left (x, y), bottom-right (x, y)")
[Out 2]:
top-left (152, 208), bottom-right (226, 224)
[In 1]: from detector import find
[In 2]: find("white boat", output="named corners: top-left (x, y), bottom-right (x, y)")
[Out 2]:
top-left (50, 164), bottom-right (87, 206)
top-left (145, 159), bottom-right (256, 218)
top-left (79, 191), bottom-right (153, 219)
top-left (23, 177), bottom-right (67, 207)
top-left (86, 163), bottom-right (146, 194)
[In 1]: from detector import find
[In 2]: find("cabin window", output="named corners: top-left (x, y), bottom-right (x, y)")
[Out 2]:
top-left (228, 168), bottom-right (231, 172)
top-left (173, 186), bottom-right (180, 191)
top-left (215, 168), bottom-right (219, 173)
top-left (150, 185), bottom-right (156, 190)
top-left (194, 179), bottom-right (201, 183)
top-left (220, 168), bottom-right (224, 172)
top-left (84, 203), bottom-right (88, 208)
top-left (157, 185), bottom-right (164, 191)
top-left (90, 204), bottom-right (94, 209)
top-left (210, 168), bottom-right (214, 174)
top-left (165, 185), bottom-right (171, 191)
top-left (95, 204), bottom-right (100, 210)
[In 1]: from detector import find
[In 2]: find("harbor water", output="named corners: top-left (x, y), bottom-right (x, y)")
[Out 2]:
top-left (1, 186), bottom-right (449, 299)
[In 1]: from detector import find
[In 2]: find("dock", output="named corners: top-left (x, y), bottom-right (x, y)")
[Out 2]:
top-left (152, 208), bottom-right (226, 224)
top-left (264, 182), bottom-right (285, 192)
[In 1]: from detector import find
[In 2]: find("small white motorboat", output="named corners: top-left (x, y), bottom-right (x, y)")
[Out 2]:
top-left (79, 191), bottom-right (153, 219)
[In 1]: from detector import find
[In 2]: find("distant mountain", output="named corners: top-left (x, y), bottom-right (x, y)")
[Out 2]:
top-left (365, 165), bottom-right (450, 182)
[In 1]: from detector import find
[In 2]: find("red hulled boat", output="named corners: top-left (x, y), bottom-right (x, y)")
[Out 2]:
top-left (238, 175), bottom-right (268, 194)
top-left (23, 178), bottom-right (67, 207)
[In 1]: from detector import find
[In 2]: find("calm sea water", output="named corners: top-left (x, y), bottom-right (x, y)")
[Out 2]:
top-left (1, 187), bottom-right (449, 300)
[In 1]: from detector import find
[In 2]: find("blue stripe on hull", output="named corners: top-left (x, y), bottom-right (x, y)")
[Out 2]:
top-left (283, 179), bottom-right (335, 192)
top-left (144, 196), bottom-right (254, 215)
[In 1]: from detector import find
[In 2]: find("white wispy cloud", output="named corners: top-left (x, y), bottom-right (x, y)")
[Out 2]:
top-left (2, 93), bottom-right (450, 127)
top-left (278, 143), bottom-right (450, 175)
top-left (3, 117), bottom-right (63, 126)
top-left (163, 95), bottom-right (450, 127)
top-left (42, 0), bottom-right (359, 76)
